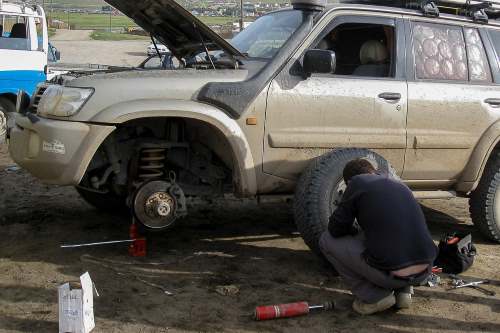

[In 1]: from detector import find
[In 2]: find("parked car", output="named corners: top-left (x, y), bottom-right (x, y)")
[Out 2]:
top-left (147, 40), bottom-right (169, 56)
top-left (8, 0), bottom-right (500, 254)
top-left (138, 53), bottom-right (177, 70)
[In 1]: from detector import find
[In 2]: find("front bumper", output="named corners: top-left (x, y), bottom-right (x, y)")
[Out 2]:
top-left (8, 113), bottom-right (115, 185)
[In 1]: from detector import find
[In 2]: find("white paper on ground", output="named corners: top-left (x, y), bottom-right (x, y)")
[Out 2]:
top-left (58, 272), bottom-right (95, 333)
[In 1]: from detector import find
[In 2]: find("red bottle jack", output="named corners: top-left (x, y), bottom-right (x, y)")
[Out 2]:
top-left (128, 222), bottom-right (146, 257)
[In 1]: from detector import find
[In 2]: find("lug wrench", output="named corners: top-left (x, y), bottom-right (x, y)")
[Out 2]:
top-left (448, 275), bottom-right (496, 296)
top-left (452, 281), bottom-right (496, 296)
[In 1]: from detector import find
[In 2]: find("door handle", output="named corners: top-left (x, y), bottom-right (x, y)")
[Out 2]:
top-left (378, 92), bottom-right (401, 101)
top-left (484, 98), bottom-right (500, 106)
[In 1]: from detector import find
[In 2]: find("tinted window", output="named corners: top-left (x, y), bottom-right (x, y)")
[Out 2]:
top-left (464, 28), bottom-right (491, 83)
top-left (412, 22), bottom-right (467, 81)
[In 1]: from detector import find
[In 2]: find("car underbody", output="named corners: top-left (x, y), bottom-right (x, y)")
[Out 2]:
top-left (77, 118), bottom-right (235, 229)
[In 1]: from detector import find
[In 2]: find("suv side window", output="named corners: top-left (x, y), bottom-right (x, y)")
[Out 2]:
top-left (487, 29), bottom-right (500, 69)
top-left (412, 22), bottom-right (467, 81)
top-left (464, 28), bottom-right (492, 83)
top-left (313, 22), bottom-right (395, 78)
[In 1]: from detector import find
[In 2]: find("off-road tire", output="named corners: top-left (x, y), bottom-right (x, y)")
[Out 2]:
top-left (76, 186), bottom-right (129, 215)
top-left (294, 148), bottom-right (397, 256)
top-left (469, 151), bottom-right (500, 242)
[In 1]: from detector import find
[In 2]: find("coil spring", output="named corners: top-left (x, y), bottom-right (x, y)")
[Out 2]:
top-left (138, 148), bottom-right (166, 180)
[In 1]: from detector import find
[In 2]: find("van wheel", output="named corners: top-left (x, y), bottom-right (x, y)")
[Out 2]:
top-left (0, 98), bottom-right (15, 114)
top-left (76, 186), bottom-right (129, 215)
top-left (293, 148), bottom-right (397, 256)
top-left (469, 151), bottom-right (500, 243)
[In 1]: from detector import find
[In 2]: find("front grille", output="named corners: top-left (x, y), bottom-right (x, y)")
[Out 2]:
top-left (31, 84), bottom-right (49, 113)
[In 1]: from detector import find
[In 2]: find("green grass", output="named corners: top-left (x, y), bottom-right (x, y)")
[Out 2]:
top-left (90, 31), bottom-right (149, 41)
top-left (50, 11), bottom-right (136, 30)
top-left (49, 11), bottom-right (236, 30)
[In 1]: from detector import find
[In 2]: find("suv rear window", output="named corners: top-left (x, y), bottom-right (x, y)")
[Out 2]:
top-left (488, 29), bottom-right (500, 66)
top-left (464, 28), bottom-right (491, 83)
top-left (412, 22), bottom-right (467, 81)
top-left (412, 22), bottom-right (492, 83)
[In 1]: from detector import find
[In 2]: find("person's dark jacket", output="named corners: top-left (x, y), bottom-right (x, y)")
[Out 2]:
top-left (328, 173), bottom-right (437, 271)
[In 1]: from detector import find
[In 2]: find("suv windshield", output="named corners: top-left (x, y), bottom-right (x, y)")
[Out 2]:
top-left (231, 10), bottom-right (306, 59)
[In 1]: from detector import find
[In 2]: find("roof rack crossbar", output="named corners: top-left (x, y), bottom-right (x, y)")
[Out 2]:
top-left (464, 0), bottom-right (492, 22)
top-left (421, 0), bottom-right (441, 16)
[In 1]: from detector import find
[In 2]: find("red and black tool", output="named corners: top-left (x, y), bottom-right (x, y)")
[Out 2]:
top-left (254, 301), bottom-right (335, 321)
top-left (128, 221), bottom-right (147, 257)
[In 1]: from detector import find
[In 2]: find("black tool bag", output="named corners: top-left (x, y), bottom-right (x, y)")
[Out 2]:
top-left (434, 233), bottom-right (476, 274)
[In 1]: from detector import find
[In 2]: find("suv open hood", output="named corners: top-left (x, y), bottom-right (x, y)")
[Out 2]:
top-left (105, 0), bottom-right (243, 60)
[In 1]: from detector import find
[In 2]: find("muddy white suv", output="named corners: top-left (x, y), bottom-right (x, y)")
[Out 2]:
top-left (8, 0), bottom-right (500, 252)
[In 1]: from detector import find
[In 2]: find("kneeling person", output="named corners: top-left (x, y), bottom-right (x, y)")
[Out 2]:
top-left (319, 159), bottom-right (437, 315)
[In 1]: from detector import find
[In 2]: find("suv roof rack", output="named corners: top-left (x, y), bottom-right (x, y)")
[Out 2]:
top-left (340, 0), bottom-right (500, 23)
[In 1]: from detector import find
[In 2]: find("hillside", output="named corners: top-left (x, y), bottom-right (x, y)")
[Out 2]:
top-left (37, 0), bottom-right (291, 9)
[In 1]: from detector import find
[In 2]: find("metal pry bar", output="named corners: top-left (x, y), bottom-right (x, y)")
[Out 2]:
top-left (61, 239), bottom-right (139, 248)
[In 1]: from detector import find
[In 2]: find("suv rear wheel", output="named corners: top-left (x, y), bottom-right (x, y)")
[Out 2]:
top-left (469, 151), bottom-right (500, 243)
top-left (294, 148), bottom-right (397, 256)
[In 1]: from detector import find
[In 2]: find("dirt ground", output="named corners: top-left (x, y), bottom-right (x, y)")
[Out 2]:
top-left (1, 140), bottom-right (500, 333)
top-left (50, 29), bottom-right (149, 67)
top-left (1, 30), bottom-right (499, 333)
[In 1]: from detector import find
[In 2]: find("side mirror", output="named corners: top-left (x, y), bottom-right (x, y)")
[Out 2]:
top-left (55, 50), bottom-right (61, 61)
top-left (303, 49), bottom-right (336, 77)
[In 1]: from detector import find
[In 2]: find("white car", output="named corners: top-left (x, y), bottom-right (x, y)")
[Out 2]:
top-left (147, 41), bottom-right (169, 56)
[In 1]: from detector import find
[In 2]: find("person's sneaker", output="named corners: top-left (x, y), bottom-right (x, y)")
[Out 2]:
top-left (395, 286), bottom-right (414, 309)
top-left (352, 293), bottom-right (396, 315)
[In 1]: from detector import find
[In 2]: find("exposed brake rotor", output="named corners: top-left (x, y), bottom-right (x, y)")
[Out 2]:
top-left (133, 180), bottom-right (187, 230)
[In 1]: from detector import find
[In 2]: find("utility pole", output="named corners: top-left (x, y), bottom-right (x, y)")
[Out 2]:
top-left (239, 0), bottom-right (243, 32)
top-left (109, 9), bottom-right (112, 32)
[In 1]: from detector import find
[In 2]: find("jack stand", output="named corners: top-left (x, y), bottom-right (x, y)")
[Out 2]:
top-left (128, 218), bottom-right (147, 257)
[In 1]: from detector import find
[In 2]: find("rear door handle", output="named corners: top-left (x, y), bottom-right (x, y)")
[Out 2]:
top-left (378, 92), bottom-right (401, 101)
top-left (484, 98), bottom-right (500, 106)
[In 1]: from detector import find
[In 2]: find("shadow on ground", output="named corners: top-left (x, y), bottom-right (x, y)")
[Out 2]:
top-left (1, 166), bottom-right (499, 332)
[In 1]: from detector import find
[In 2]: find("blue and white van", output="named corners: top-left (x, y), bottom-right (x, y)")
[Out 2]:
top-left (0, 0), bottom-right (47, 115)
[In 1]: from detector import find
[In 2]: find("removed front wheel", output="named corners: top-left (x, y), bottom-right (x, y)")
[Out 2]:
top-left (293, 148), bottom-right (397, 256)
top-left (469, 151), bottom-right (500, 243)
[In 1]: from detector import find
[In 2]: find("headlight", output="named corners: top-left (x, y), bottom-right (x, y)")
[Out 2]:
top-left (37, 85), bottom-right (94, 117)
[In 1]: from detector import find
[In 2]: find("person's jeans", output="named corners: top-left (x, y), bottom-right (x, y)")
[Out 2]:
top-left (319, 231), bottom-right (430, 303)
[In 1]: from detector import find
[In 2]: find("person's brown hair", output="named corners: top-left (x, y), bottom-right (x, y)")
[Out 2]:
top-left (343, 158), bottom-right (376, 183)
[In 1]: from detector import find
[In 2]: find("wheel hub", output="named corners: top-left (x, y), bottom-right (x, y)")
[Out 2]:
top-left (133, 180), bottom-right (187, 230)
top-left (145, 192), bottom-right (174, 218)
